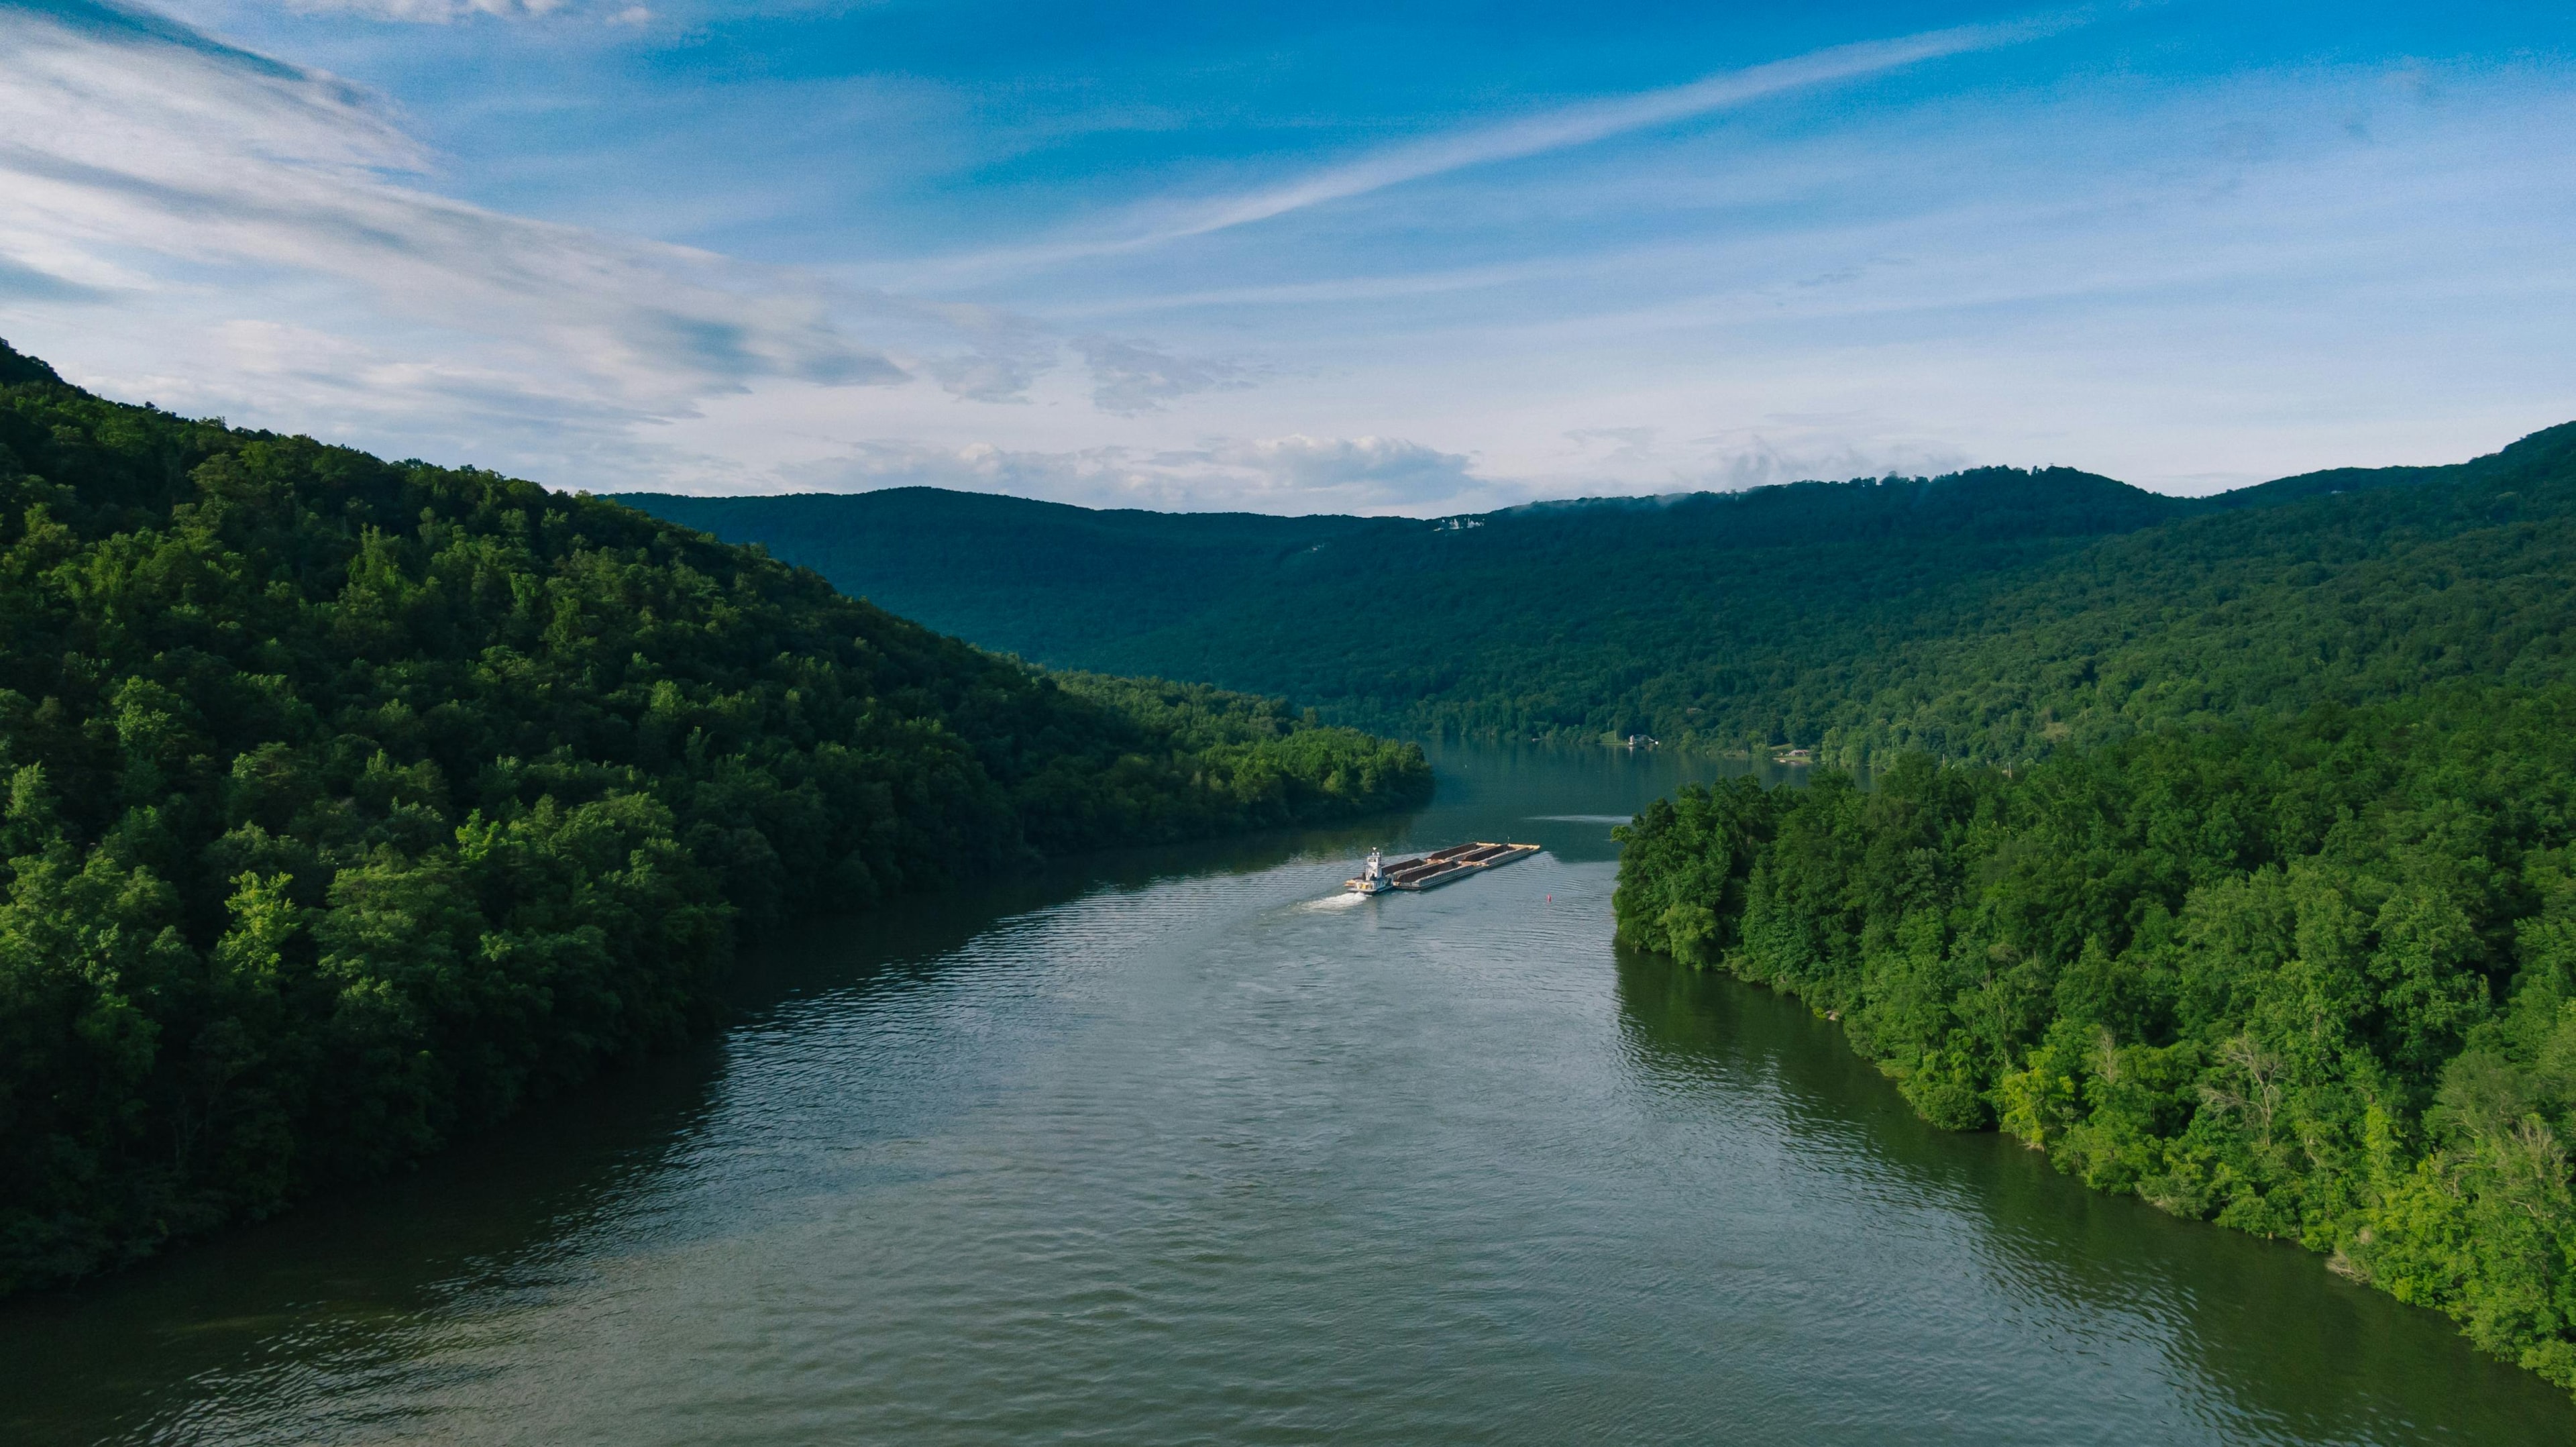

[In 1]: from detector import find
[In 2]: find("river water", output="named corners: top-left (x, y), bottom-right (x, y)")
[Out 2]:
top-left (3, 743), bottom-right (2569, 1445)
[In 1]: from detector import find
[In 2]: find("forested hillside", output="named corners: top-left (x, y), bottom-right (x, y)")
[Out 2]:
top-left (630, 487), bottom-right (1395, 667)
top-left (1614, 682), bottom-right (2576, 1392)
top-left (623, 468), bottom-right (2196, 753)
top-left (641, 417), bottom-right (2576, 1397)
top-left (0, 340), bottom-right (1428, 1293)
top-left (621, 429), bottom-right (2571, 765)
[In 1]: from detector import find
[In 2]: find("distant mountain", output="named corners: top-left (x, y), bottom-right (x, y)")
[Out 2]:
top-left (620, 427), bottom-right (2576, 763)
top-left (627, 486), bottom-right (1397, 667)
top-left (623, 467), bottom-right (2178, 665)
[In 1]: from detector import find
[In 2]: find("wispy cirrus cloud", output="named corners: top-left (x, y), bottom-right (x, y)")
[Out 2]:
top-left (0, 0), bottom-right (1320, 486)
top-left (1147, 12), bottom-right (2090, 242)
top-left (269, 0), bottom-right (645, 22)
top-left (0, 1), bottom-right (896, 388)
top-left (278, 0), bottom-right (557, 19)
top-left (0, 0), bottom-right (926, 476)
top-left (918, 8), bottom-right (2095, 283)
top-left (8, 0), bottom-right (2567, 513)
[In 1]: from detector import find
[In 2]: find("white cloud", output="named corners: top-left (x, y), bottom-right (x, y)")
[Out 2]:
top-left (912, 302), bottom-right (1059, 402)
top-left (1152, 13), bottom-right (2082, 242)
top-left (1547, 420), bottom-right (1972, 494)
top-left (772, 431), bottom-right (1497, 513)
top-left (0, 2), bottom-right (1326, 490)
top-left (1072, 336), bottom-right (1256, 416)
top-left (275, 0), bottom-right (570, 21)
top-left (918, 9), bottom-right (2090, 283)
top-left (1677, 422), bottom-right (1974, 491)
top-left (7, 3), bottom-right (2566, 516)
top-left (1220, 434), bottom-right (1478, 504)
top-left (0, 0), bottom-right (906, 471)
top-left (1562, 426), bottom-right (1659, 466)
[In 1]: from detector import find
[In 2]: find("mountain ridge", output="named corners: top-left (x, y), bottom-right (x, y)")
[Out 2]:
top-left (619, 427), bottom-right (2574, 761)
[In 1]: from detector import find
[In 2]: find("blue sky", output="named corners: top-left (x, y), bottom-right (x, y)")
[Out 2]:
top-left (1, 1), bottom-right (2570, 511)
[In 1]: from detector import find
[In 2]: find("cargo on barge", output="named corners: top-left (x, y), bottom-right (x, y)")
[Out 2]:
top-left (1346, 842), bottom-right (1542, 894)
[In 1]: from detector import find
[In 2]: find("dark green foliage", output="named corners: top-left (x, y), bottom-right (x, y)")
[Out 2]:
top-left (0, 340), bottom-right (1428, 1293)
top-left (621, 425), bottom-right (2576, 763)
top-left (1613, 683), bottom-right (2576, 1389)
top-left (631, 404), bottom-right (2576, 1391)
top-left (627, 487), bottom-right (1397, 667)
top-left (1043, 672), bottom-right (1433, 839)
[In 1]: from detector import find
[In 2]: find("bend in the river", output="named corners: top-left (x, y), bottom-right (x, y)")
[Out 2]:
top-left (3, 744), bottom-right (2565, 1445)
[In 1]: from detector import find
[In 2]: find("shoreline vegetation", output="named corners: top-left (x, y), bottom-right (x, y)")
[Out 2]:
top-left (0, 341), bottom-right (1430, 1295)
top-left (1613, 682), bottom-right (2576, 1395)
top-left (19, 310), bottom-right (2576, 1414)
top-left (647, 403), bottom-right (2576, 1409)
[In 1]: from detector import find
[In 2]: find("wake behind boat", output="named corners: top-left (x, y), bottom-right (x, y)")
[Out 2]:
top-left (1346, 842), bottom-right (1542, 894)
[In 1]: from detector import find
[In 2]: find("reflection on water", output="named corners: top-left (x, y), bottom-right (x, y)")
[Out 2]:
top-left (1, 742), bottom-right (2566, 1445)
top-left (1611, 953), bottom-right (2563, 1445)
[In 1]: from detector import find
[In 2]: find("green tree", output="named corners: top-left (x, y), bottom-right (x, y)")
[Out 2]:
top-left (1616, 682), bottom-right (2576, 1394)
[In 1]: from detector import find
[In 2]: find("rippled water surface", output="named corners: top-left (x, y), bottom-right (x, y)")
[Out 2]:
top-left (5, 744), bottom-right (2571, 1445)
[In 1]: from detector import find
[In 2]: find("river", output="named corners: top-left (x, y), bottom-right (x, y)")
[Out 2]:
top-left (2, 743), bottom-right (2567, 1445)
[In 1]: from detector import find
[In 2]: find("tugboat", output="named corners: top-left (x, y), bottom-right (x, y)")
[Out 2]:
top-left (1346, 841), bottom-right (1542, 894)
top-left (1349, 848), bottom-right (1393, 894)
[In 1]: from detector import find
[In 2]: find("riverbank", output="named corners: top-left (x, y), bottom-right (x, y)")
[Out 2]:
top-left (4, 741), bottom-right (2561, 1445)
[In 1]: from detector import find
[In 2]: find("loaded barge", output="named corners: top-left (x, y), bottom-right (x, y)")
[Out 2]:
top-left (1346, 842), bottom-right (1542, 894)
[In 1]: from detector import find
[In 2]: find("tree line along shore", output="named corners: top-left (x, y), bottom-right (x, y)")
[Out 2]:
top-left (1597, 417), bottom-right (2576, 1397)
top-left (1615, 686), bottom-right (2576, 1393)
top-left (15, 325), bottom-right (2576, 1406)
top-left (0, 341), bottom-right (1429, 1293)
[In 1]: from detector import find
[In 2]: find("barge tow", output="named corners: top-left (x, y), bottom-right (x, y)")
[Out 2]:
top-left (1347, 842), bottom-right (1542, 894)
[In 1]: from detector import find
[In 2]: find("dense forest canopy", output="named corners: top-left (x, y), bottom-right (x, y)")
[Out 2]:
top-left (1614, 682), bottom-right (2576, 1391)
top-left (621, 425), bottom-right (2575, 765)
top-left (633, 409), bottom-right (2576, 1397)
top-left (0, 339), bottom-right (1428, 1293)
top-left (19, 320), bottom-right (2576, 1402)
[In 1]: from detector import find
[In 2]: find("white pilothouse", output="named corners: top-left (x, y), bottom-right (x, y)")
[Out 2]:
top-left (1350, 848), bottom-right (1393, 894)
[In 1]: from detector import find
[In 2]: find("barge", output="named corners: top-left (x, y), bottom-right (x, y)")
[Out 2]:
top-left (1346, 841), bottom-right (1542, 894)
